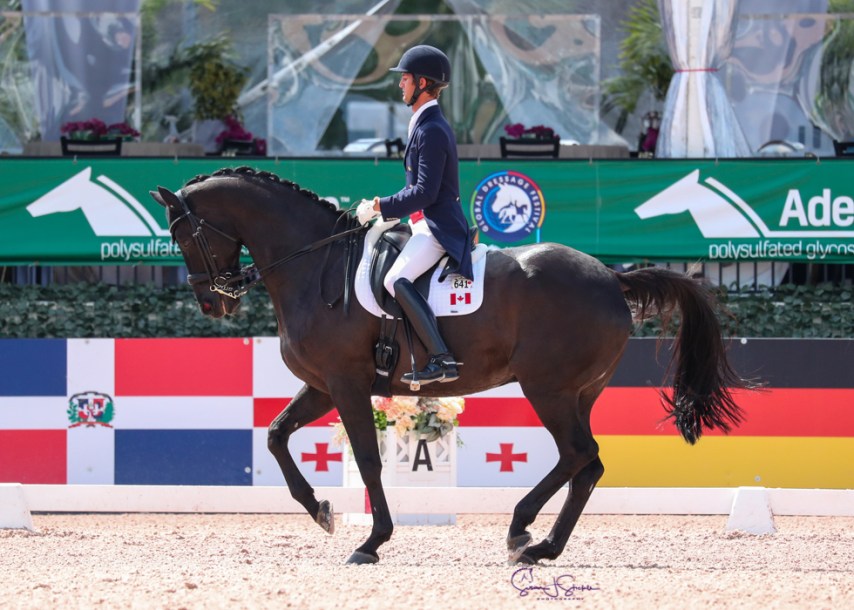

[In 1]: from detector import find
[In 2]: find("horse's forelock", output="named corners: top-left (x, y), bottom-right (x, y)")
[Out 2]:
top-left (183, 166), bottom-right (337, 213)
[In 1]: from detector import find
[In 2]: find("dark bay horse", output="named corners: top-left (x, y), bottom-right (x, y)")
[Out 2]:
top-left (150, 167), bottom-right (748, 565)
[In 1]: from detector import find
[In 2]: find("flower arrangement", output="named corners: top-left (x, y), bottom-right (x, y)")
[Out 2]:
top-left (215, 115), bottom-right (252, 145)
top-left (60, 118), bottom-right (140, 141)
top-left (215, 115), bottom-right (266, 155)
top-left (332, 395), bottom-right (465, 446)
top-left (503, 123), bottom-right (560, 140)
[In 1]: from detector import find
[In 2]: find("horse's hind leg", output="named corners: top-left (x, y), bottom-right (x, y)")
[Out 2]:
top-left (517, 456), bottom-right (604, 564)
top-left (511, 382), bottom-right (607, 564)
top-left (507, 388), bottom-right (599, 562)
top-left (267, 384), bottom-right (336, 532)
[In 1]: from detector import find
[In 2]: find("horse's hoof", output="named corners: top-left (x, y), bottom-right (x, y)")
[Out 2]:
top-left (510, 552), bottom-right (538, 566)
top-left (315, 500), bottom-right (335, 535)
top-left (346, 550), bottom-right (379, 565)
top-left (507, 532), bottom-right (532, 563)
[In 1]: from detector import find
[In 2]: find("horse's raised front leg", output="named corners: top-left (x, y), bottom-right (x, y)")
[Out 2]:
top-left (267, 384), bottom-right (336, 532)
top-left (333, 386), bottom-right (394, 565)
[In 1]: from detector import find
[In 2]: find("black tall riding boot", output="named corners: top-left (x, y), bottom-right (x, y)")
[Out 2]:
top-left (393, 278), bottom-right (459, 387)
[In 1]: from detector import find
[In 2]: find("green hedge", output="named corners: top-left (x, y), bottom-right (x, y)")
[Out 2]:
top-left (0, 282), bottom-right (851, 338)
top-left (0, 283), bottom-right (277, 338)
top-left (634, 283), bottom-right (853, 338)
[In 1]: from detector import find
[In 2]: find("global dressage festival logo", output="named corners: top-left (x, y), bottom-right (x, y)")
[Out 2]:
top-left (471, 171), bottom-right (545, 242)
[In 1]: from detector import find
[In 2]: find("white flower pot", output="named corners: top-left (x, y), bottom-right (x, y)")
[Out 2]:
top-left (342, 427), bottom-right (457, 525)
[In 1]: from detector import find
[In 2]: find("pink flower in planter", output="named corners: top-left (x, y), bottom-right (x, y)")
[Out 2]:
top-left (82, 118), bottom-right (107, 137)
top-left (106, 122), bottom-right (141, 140)
top-left (61, 117), bottom-right (139, 141)
top-left (503, 123), bottom-right (560, 140)
top-left (216, 115), bottom-right (254, 145)
top-left (526, 124), bottom-right (558, 139)
top-left (504, 123), bottom-right (526, 138)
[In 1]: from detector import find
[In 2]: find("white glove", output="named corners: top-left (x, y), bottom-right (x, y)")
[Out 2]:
top-left (356, 199), bottom-right (380, 225)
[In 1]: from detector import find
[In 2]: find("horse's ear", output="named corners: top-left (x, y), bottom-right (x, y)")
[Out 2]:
top-left (150, 186), bottom-right (181, 210)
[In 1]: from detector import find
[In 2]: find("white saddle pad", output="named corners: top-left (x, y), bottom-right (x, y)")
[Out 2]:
top-left (354, 220), bottom-right (489, 318)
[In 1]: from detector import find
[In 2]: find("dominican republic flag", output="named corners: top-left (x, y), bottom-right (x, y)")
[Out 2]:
top-left (0, 337), bottom-right (560, 487)
top-left (1, 338), bottom-right (852, 489)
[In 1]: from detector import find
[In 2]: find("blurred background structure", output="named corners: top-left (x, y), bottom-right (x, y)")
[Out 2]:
top-left (1, 0), bottom-right (853, 158)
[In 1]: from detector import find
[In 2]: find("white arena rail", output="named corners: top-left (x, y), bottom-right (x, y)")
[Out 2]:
top-left (15, 485), bottom-right (854, 517)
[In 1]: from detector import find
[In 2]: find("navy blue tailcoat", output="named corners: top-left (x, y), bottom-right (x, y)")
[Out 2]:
top-left (378, 105), bottom-right (474, 280)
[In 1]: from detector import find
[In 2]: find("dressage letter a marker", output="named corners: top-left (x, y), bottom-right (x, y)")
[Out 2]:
top-left (412, 439), bottom-right (433, 471)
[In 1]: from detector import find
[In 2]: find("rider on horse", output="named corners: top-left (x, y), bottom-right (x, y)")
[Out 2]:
top-left (356, 45), bottom-right (474, 387)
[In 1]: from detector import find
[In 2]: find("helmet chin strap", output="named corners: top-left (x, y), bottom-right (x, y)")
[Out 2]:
top-left (406, 75), bottom-right (440, 107)
top-left (406, 77), bottom-right (425, 107)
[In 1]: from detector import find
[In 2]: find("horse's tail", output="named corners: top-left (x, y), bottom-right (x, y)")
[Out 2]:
top-left (615, 267), bottom-right (747, 444)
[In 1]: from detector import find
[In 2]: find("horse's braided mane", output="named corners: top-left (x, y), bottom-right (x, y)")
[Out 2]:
top-left (184, 166), bottom-right (338, 213)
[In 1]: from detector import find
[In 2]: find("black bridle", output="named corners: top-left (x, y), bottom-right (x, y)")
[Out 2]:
top-left (168, 188), bottom-right (364, 300)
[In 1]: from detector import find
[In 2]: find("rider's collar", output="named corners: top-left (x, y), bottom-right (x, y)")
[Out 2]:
top-left (408, 99), bottom-right (439, 139)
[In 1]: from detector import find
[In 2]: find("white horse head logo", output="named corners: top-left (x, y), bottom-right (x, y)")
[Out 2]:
top-left (27, 168), bottom-right (168, 237)
top-left (635, 170), bottom-right (761, 238)
top-left (492, 183), bottom-right (532, 234)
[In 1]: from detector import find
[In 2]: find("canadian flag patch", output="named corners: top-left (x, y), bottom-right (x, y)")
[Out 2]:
top-left (450, 293), bottom-right (471, 305)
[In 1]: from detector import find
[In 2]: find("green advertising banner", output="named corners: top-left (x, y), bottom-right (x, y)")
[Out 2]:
top-left (0, 157), bottom-right (852, 264)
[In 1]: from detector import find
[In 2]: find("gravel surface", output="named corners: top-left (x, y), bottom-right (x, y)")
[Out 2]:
top-left (2, 513), bottom-right (852, 609)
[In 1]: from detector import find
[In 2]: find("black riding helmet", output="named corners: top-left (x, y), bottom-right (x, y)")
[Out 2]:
top-left (389, 45), bottom-right (451, 106)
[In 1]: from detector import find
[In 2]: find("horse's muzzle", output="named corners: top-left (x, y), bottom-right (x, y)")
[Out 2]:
top-left (198, 292), bottom-right (240, 318)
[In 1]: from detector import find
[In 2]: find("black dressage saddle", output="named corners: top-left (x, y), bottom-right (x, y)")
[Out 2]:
top-left (368, 223), bottom-right (477, 318)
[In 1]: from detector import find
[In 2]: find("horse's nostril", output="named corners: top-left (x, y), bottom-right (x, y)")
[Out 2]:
top-left (201, 301), bottom-right (213, 314)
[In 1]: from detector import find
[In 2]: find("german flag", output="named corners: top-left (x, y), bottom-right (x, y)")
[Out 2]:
top-left (456, 338), bottom-right (854, 489)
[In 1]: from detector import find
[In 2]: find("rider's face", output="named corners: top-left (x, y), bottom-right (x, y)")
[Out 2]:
top-left (399, 73), bottom-right (418, 105)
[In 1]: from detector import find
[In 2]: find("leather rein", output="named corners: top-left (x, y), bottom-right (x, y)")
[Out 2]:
top-left (168, 188), bottom-right (364, 300)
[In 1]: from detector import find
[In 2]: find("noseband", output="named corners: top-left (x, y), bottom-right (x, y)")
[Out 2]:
top-left (168, 189), bottom-right (364, 300)
top-left (167, 189), bottom-right (255, 299)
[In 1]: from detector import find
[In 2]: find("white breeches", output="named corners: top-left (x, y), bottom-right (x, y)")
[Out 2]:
top-left (383, 220), bottom-right (446, 296)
